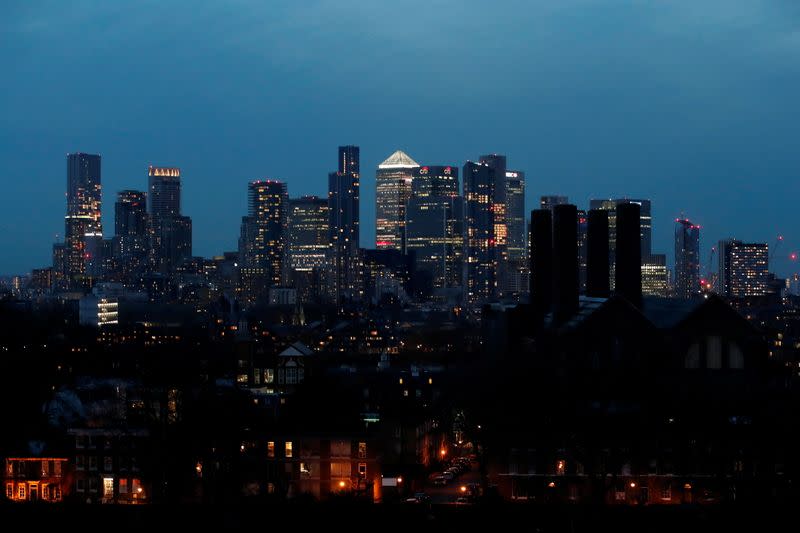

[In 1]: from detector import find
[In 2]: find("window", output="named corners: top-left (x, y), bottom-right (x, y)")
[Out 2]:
top-left (132, 478), bottom-right (142, 497)
top-left (41, 460), bottom-right (49, 476)
top-left (729, 342), bottom-right (744, 369)
top-left (253, 369), bottom-right (261, 385)
top-left (358, 442), bottom-right (367, 459)
top-left (556, 460), bottom-right (566, 475)
top-left (76, 435), bottom-right (87, 449)
top-left (264, 369), bottom-right (274, 384)
top-left (104, 456), bottom-right (113, 472)
top-left (76, 455), bottom-right (85, 470)
top-left (300, 463), bottom-right (311, 475)
top-left (89, 456), bottom-right (98, 471)
top-left (331, 440), bottom-right (350, 457)
top-left (661, 485), bottom-right (672, 500)
top-left (285, 441), bottom-right (293, 458)
top-left (103, 477), bottom-right (114, 497)
top-left (54, 461), bottom-right (62, 476)
top-left (50, 485), bottom-right (61, 501)
top-left (331, 462), bottom-right (350, 477)
top-left (685, 343), bottom-right (700, 369)
top-left (236, 374), bottom-right (248, 384)
top-left (119, 478), bottom-right (128, 494)
top-left (358, 463), bottom-right (367, 477)
top-left (18, 484), bottom-right (25, 500)
top-left (76, 479), bottom-right (85, 493)
top-left (6, 484), bottom-right (12, 500)
top-left (286, 367), bottom-right (298, 384)
top-left (707, 336), bottom-right (722, 369)
top-left (89, 477), bottom-right (98, 492)
top-left (267, 441), bottom-right (275, 458)
top-left (403, 389), bottom-right (409, 397)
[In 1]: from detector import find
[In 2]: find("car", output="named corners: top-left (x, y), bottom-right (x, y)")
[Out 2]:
top-left (442, 472), bottom-right (455, 480)
top-left (455, 496), bottom-right (471, 505)
top-left (432, 476), bottom-right (447, 486)
top-left (414, 492), bottom-right (431, 503)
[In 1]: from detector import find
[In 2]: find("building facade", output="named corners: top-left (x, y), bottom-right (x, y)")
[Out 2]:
top-left (718, 240), bottom-right (769, 298)
top-left (375, 150), bottom-right (419, 252)
top-left (64, 153), bottom-right (102, 288)
top-left (328, 146), bottom-right (361, 304)
top-left (675, 219), bottom-right (701, 299)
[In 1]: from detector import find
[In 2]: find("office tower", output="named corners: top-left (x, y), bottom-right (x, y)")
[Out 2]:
top-left (64, 152), bottom-right (102, 287)
top-left (674, 219), bottom-right (701, 299)
top-left (287, 196), bottom-right (329, 301)
top-left (113, 190), bottom-right (149, 275)
top-left (577, 209), bottom-right (588, 294)
top-left (52, 242), bottom-right (67, 289)
top-left (463, 155), bottom-right (507, 304)
top-left (362, 249), bottom-right (414, 305)
top-left (530, 209), bottom-right (553, 315)
top-left (375, 150), bottom-right (419, 251)
top-left (615, 202), bottom-right (642, 307)
top-left (406, 165), bottom-right (463, 299)
top-left (329, 146), bottom-right (361, 304)
top-left (540, 195), bottom-right (568, 211)
top-left (239, 180), bottom-right (288, 287)
top-left (586, 209), bottom-right (610, 298)
top-left (718, 240), bottom-right (769, 298)
top-left (589, 198), bottom-right (652, 288)
top-left (504, 170), bottom-right (527, 298)
top-left (147, 166), bottom-right (192, 272)
top-left (642, 253), bottom-right (669, 297)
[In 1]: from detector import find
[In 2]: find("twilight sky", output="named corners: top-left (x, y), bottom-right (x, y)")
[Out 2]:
top-left (1, 1), bottom-right (799, 276)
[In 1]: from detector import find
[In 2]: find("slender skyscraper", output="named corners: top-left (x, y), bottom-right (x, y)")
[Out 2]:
top-left (329, 146), bottom-right (361, 304)
top-left (376, 150), bottom-right (419, 252)
top-left (64, 152), bottom-right (102, 287)
top-left (463, 155), bottom-right (507, 303)
top-left (504, 170), bottom-right (527, 298)
top-left (148, 166), bottom-right (192, 272)
top-left (674, 218), bottom-right (701, 299)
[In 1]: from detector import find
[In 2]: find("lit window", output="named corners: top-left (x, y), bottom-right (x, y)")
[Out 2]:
top-left (661, 486), bottom-right (672, 500)
top-left (6, 484), bottom-right (12, 500)
top-left (285, 441), bottom-right (293, 458)
top-left (358, 463), bottom-right (367, 477)
top-left (119, 478), bottom-right (128, 494)
top-left (18, 484), bottom-right (25, 500)
top-left (300, 463), bottom-right (311, 475)
top-left (556, 460), bottom-right (566, 475)
top-left (358, 442), bottom-right (367, 459)
top-left (103, 477), bottom-right (114, 497)
top-left (267, 441), bottom-right (275, 458)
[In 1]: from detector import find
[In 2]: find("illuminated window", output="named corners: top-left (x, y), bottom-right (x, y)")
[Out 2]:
top-left (18, 484), bottom-right (25, 500)
top-left (300, 463), bottom-right (311, 475)
top-left (41, 460), bottom-right (49, 476)
top-left (556, 460), bottom-right (566, 475)
top-left (358, 442), bottom-right (367, 459)
top-left (267, 441), bottom-right (275, 458)
top-left (358, 463), bottom-right (367, 477)
top-left (6, 484), bottom-right (12, 500)
top-left (119, 479), bottom-right (128, 494)
top-left (103, 477), bottom-right (114, 497)
top-left (331, 461), bottom-right (350, 477)
top-left (285, 441), bottom-right (293, 458)
top-left (661, 486), bottom-right (672, 500)
top-left (54, 461), bottom-right (62, 476)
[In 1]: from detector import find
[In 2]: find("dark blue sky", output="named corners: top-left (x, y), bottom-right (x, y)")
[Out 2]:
top-left (2, 1), bottom-right (799, 276)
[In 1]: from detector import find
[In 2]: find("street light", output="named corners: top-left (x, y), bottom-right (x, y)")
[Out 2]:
top-left (397, 477), bottom-right (403, 484)
top-left (460, 485), bottom-right (467, 493)
top-left (339, 481), bottom-right (346, 489)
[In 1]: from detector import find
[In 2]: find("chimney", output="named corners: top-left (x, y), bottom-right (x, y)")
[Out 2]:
top-left (586, 209), bottom-right (610, 298)
top-left (530, 209), bottom-right (553, 315)
top-left (615, 202), bottom-right (642, 307)
top-left (553, 204), bottom-right (579, 321)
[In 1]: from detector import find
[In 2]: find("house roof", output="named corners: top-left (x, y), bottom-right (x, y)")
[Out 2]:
top-left (279, 341), bottom-right (314, 357)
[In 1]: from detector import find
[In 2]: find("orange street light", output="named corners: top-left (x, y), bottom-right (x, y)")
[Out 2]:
top-left (339, 481), bottom-right (346, 488)
top-left (460, 485), bottom-right (467, 493)
top-left (630, 482), bottom-right (636, 488)
top-left (397, 477), bottom-right (403, 484)
top-left (440, 449), bottom-right (447, 457)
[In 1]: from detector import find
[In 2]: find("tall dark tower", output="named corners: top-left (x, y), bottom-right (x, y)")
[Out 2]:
top-left (114, 190), bottom-right (148, 275)
top-left (240, 180), bottom-right (288, 286)
top-left (553, 204), bottom-right (579, 321)
top-left (586, 209), bottom-right (610, 298)
top-left (615, 202), bottom-right (642, 307)
top-left (147, 166), bottom-right (191, 272)
top-left (674, 218), bottom-right (700, 299)
top-left (329, 146), bottom-right (361, 304)
top-left (530, 209), bottom-right (553, 316)
top-left (338, 145), bottom-right (360, 177)
top-left (64, 152), bottom-right (102, 287)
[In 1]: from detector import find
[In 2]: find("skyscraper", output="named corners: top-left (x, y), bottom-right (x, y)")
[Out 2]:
top-left (405, 165), bottom-right (463, 298)
top-left (589, 198), bottom-right (652, 289)
top-left (540, 195), bottom-right (568, 211)
top-left (718, 240), bottom-right (769, 298)
top-left (287, 196), bottom-right (329, 273)
top-left (64, 152), bottom-right (102, 287)
top-left (375, 150), bottom-right (419, 252)
top-left (504, 170), bottom-right (527, 298)
top-left (642, 253), bottom-right (669, 297)
top-left (114, 190), bottom-right (148, 275)
top-left (329, 146), bottom-right (361, 304)
top-left (674, 218), bottom-right (700, 299)
top-left (463, 155), bottom-right (507, 304)
top-left (147, 166), bottom-right (192, 272)
top-left (239, 180), bottom-right (288, 286)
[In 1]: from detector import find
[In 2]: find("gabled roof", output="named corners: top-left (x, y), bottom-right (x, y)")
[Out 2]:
top-left (378, 150), bottom-right (420, 169)
top-left (279, 341), bottom-right (313, 357)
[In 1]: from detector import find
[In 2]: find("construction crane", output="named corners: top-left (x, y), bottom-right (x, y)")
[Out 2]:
top-left (770, 234), bottom-right (784, 262)
top-left (703, 246), bottom-right (718, 293)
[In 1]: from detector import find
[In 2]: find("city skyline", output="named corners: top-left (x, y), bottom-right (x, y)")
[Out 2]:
top-left (2, 2), bottom-right (799, 275)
